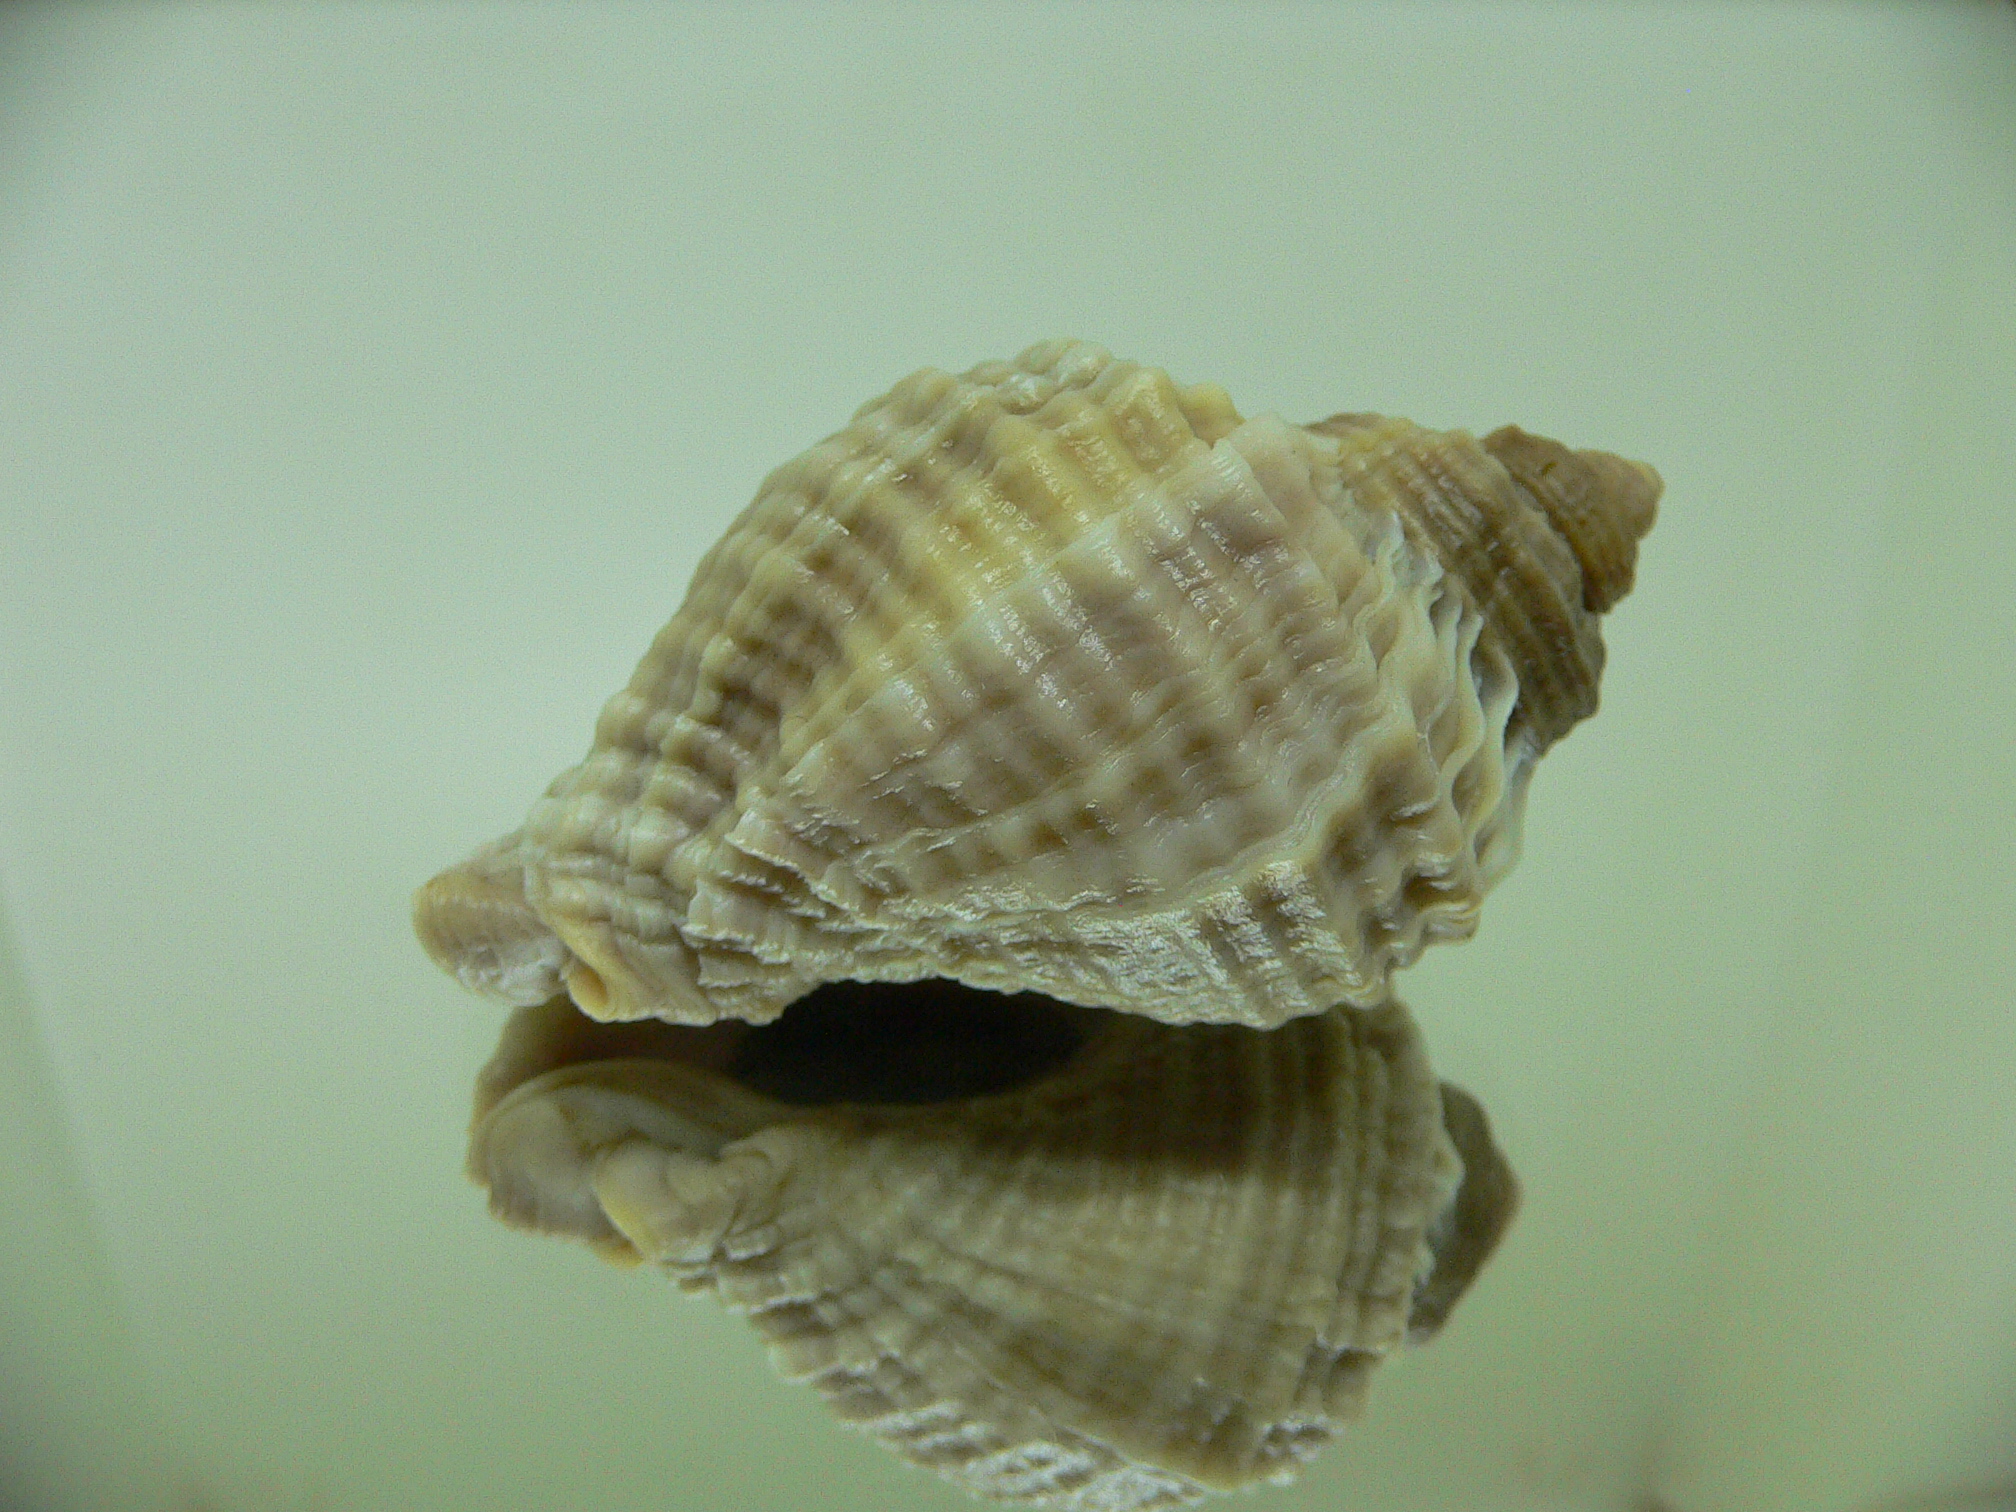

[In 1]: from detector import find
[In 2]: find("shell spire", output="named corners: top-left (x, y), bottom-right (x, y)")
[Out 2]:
top-left (416, 341), bottom-right (1660, 1030)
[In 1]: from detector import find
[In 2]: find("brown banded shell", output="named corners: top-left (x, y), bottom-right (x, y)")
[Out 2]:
top-left (413, 340), bottom-right (1653, 1032)
top-left (416, 340), bottom-right (1658, 1030)
top-left (413, 344), bottom-right (1600, 1504)
top-left (468, 984), bottom-right (1518, 1508)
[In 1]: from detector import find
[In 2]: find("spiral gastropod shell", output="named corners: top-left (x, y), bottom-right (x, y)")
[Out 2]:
top-left (417, 340), bottom-right (1656, 1506)
top-left (417, 340), bottom-right (1658, 1031)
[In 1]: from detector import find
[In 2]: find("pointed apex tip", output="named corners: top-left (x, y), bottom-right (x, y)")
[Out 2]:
top-left (1580, 449), bottom-right (1663, 546)
top-left (1482, 426), bottom-right (1661, 615)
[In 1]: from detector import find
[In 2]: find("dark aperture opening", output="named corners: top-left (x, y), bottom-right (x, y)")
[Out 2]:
top-left (728, 978), bottom-right (1097, 1106)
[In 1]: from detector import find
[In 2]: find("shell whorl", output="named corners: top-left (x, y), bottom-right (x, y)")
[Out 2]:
top-left (1307, 414), bottom-right (1658, 755)
top-left (416, 341), bottom-right (1658, 1030)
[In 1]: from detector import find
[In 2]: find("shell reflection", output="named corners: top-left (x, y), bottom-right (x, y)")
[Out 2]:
top-left (470, 982), bottom-right (1517, 1508)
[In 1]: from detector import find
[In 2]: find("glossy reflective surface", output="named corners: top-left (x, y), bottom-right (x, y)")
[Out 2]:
top-left (3, 7), bottom-right (2012, 1511)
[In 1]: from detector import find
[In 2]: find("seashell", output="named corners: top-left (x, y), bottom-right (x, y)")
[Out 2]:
top-left (416, 339), bottom-right (1658, 1030)
top-left (467, 981), bottom-right (1518, 1508)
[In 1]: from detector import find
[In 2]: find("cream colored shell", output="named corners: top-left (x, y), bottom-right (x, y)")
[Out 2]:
top-left (416, 340), bottom-right (1658, 1030)
top-left (469, 988), bottom-right (1517, 1508)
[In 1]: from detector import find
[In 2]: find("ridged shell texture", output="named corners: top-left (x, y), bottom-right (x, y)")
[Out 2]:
top-left (417, 341), bottom-right (1659, 1031)
top-left (418, 340), bottom-right (1654, 1506)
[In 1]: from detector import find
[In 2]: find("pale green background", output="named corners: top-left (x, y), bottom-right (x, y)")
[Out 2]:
top-left (2, 5), bottom-right (2013, 1511)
